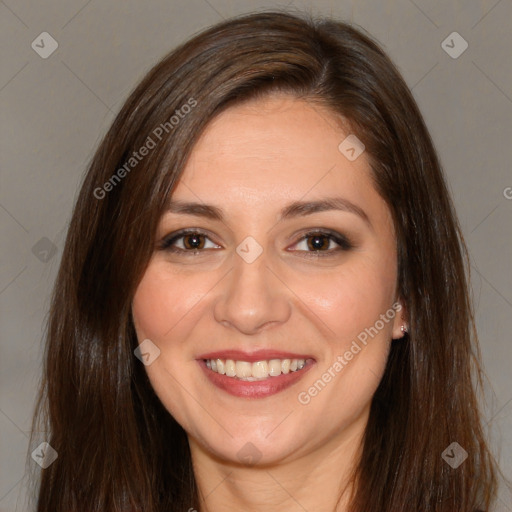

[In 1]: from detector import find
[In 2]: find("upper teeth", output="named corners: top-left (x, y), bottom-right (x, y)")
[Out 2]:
top-left (205, 358), bottom-right (307, 380)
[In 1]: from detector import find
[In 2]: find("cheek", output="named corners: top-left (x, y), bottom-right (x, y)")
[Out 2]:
top-left (132, 261), bottom-right (208, 343)
top-left (131, 263), bottom-right (201, 427)
top-left (302, 255), bottom-right (397, 347)
top-left (293, 262), bottom-right (396, 426)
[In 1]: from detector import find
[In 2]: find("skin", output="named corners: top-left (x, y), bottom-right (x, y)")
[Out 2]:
top-left (131, 93), bottom-right (406, 511)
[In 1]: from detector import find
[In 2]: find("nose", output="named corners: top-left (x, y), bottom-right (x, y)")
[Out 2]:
top-left (213, 246), bottom-right (291, 335)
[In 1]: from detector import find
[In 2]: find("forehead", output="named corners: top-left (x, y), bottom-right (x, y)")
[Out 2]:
top-left (186, 94), bottom-right (351, 168)
top-left (170, 94), bottom-right (385, 221)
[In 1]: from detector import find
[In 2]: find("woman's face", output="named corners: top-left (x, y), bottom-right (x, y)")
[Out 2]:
top-left (132, 94), bottom-right (404, 466)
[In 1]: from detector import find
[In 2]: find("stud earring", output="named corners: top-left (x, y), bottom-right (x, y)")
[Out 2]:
top-left (401, 324), bottom-right (408, 334)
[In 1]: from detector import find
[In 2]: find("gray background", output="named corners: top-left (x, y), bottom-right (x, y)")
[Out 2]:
top-left (1, 0), bottom-right (511, 510)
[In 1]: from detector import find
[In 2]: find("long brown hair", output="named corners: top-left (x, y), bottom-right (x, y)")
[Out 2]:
top-left (30, 10), bottom-right (499, 511)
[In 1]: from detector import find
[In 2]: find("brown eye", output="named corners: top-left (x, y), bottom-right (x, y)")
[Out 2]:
top-left (289, 230), bottom-right (353, 257)
top-left (159, 229), bottom-right (220, 254)
top-left (182, 233), bottom-right (206, 250)
top-left (306, 234), bottom-right (331, 251)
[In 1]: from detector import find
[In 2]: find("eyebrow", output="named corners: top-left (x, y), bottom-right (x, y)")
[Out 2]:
top-left (165, 197), bottom-right (372, 228)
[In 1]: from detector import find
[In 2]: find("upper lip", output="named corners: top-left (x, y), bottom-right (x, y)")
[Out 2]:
top-left (197, 349), bottom-right (316, 363)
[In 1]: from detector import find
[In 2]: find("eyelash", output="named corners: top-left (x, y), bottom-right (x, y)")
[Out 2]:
top-left (158, 228), bottom-right (354, 258)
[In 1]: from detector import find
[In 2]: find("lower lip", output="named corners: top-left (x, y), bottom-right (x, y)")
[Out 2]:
top-left (198, 359), bottom-right (315, 399)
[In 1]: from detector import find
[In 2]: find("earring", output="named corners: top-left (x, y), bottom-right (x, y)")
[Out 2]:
top-left (401, 324), bottom-right (408, 335)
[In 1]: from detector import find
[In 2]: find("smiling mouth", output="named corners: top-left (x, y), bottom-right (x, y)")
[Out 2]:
top-left (203, 358), bottom-right (312, 381)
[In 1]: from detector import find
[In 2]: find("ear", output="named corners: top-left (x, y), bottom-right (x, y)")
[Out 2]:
top-left (391, 300), bottom-right (408, 340)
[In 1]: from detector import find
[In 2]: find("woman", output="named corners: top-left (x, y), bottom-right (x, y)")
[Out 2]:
top-left (30, 10), bottom-right (500, 512)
